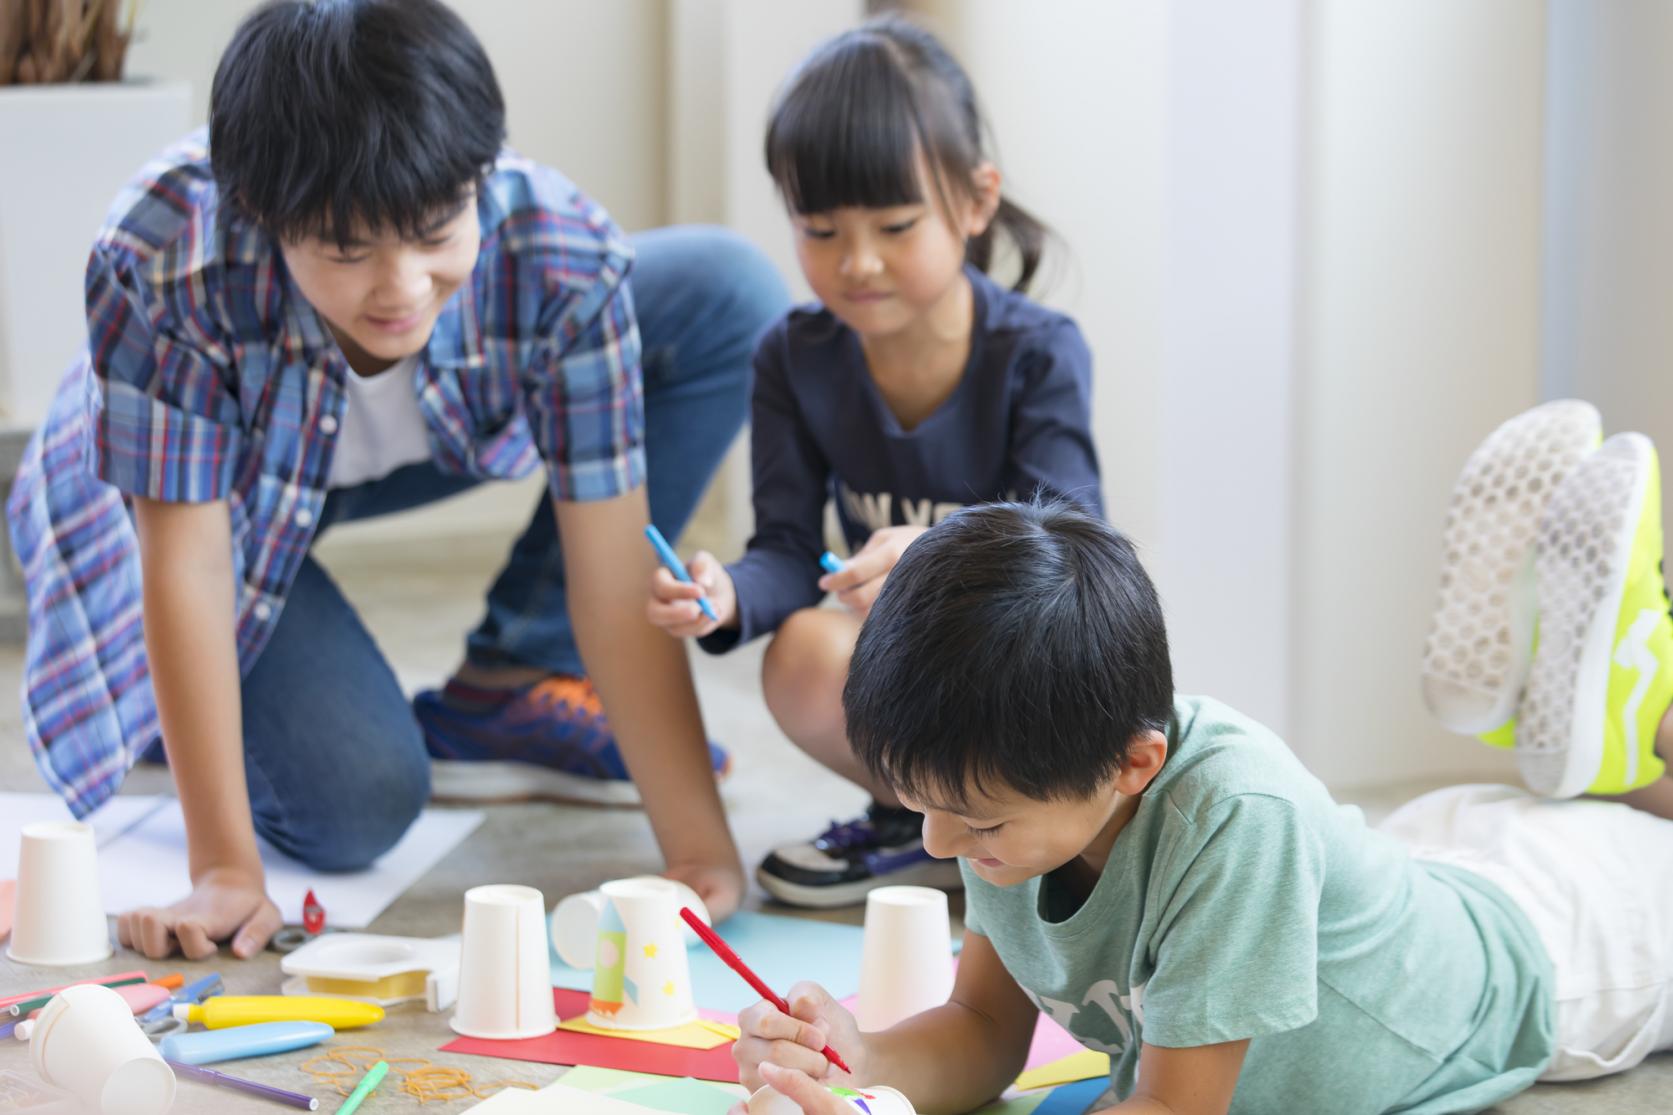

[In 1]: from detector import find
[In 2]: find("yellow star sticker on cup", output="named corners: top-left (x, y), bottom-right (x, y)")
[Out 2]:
top-left (643, 942), bottom-right (658, 959)
top-left (663, 980), bottom-right (677, 997)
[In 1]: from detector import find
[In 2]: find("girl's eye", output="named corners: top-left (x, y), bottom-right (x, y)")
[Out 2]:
top-left (801, 226), bottom-right (836, 241)
top-left (420, 234), bottom-right (453, 249)
top-left (882, 218), bottom-right (919, 235)
top-left (966, 823), bottom-right (1003, 838)
top-left (328, 254), bottom-right (369, 265)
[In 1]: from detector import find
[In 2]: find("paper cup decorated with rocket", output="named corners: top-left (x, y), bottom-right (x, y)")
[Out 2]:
top-left (550, 875), bottom-right (710, 970)
top-left (586, 877), bottom-right (698, 1030)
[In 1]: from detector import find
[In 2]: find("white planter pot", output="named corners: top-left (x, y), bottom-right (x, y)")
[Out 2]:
top-left (0, 80), bottom-right (190, 426)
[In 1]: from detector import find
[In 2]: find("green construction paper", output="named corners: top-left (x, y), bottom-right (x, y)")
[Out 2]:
top-left (615, 1079), bottom-right (740, 1115)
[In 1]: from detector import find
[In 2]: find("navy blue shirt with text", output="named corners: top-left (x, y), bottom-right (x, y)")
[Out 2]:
top-left (702, 265), bottom-right (1102, 652)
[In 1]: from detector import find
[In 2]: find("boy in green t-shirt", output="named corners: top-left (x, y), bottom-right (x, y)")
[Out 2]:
top-left (730, 410), bottom-right (1673, 1113)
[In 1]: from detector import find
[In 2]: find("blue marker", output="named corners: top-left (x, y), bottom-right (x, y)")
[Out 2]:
top-left (819, 551), bottom-right (847, 575)
top-left (140, 972), bottom-right (223, 1028)
top-left (644, 524), bottom-right (719, 623)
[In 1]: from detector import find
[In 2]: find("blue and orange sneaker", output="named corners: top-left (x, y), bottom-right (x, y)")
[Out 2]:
top-left (415, 675), bottom-right (731, 807)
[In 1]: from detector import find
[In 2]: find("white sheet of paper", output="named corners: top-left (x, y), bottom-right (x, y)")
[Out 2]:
top-left (0, 792), bottom-right (482, 929)
top-left (0, 793), bottom-right (172, 874)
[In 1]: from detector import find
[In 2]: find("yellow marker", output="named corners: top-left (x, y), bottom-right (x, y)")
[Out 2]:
top-left (174, 995), bottom-right (385, 1030)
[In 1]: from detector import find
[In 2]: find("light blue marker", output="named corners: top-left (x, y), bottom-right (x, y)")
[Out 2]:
top-left (819, 551), bottom-right (847, 575)
top-left (645, 524), bottom-right (719, 623)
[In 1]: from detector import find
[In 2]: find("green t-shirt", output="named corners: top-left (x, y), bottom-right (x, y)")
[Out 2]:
top-left (962, 696), bottom-right (1554, 1114)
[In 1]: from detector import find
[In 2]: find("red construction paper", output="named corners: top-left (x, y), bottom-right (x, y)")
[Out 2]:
top-left (440, 988), bottom-right (743, 1084)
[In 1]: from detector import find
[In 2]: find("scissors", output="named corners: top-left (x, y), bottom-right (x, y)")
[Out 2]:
top-left (139, 973), bottom-right (223, 1040)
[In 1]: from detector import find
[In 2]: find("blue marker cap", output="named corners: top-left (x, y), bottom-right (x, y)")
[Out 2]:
top-left (644, 524), bottom-right (719, 623)
top-left (819, 551), bottom-right (846, 575)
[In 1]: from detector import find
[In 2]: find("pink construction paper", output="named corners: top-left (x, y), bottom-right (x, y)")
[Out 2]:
top-left (0, 879), bottom-right (13, 941)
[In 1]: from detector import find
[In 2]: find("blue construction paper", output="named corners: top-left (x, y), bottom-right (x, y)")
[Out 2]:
top-left (552, 910), bottom-right (869, 1010)
top-left (1032, 1077), bottom-right (1110, 1115)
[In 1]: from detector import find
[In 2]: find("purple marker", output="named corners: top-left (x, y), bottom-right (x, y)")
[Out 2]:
top-left (167, 1060), bottom-right (319, 1110)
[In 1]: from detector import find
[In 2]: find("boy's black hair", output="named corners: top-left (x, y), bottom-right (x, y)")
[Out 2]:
top-left (844, 500), bottom-right (1174, 810)
top-left (209, 0), bottom-right (505, 248)
top-left (764, 14), bottom-right (1051, 293)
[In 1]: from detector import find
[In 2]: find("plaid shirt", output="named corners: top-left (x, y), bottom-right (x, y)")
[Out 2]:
top-left (7, 133), bottom-right (646, 818)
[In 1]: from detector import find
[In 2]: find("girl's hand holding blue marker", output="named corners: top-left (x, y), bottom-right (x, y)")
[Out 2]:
top-left (817, 525), bottom-right (930, 618)
top-left (648, 550), bottom-right (738, 639)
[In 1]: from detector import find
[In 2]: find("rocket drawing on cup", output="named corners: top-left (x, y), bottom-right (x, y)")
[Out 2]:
top-left (586, 878), bottom-right (697, 1030)
top-left (587, 900), bottom-right (637, 1019)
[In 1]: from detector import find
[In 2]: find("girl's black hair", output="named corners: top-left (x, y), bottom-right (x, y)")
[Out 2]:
top-left (764, 15), bottom-right (1051, 293)
top-left (210, 0), bottom-right (505, 248)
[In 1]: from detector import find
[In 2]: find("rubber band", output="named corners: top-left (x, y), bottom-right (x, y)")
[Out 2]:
top-left (299, 1047), bottom-right (538, 1105)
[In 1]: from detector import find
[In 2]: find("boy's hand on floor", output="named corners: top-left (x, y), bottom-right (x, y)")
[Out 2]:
top-left (116, 864), bottom-right (282, 960)
top-left (648, 550), bottom-right (737, 637)
top-left (664, 857), bottom-right (746, 923)
top-left (818, 526), bottom-right (929, 617)
top-left (735, 981), bottom-right (866, 1093)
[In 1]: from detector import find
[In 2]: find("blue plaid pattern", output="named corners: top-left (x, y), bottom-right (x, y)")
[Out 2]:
top-left (6, 132), bottom-right (646, 817)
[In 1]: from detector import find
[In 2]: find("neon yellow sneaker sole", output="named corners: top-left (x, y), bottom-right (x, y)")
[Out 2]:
top-left (1520, 433), bottom-right (1672, 797)
top-left (1421, 400), bottom-right (1602, 740)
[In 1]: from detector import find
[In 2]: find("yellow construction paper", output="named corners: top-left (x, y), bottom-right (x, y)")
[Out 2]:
top-left (1013, 1050), bottom-right (1110, 1092)
top-left (556, 1015), bottom-right (733, 1050)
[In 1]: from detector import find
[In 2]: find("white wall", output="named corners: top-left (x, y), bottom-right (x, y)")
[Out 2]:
top-left (918, 0), bottom-right (1539, 790)
top-left (1158, 0), bottom-right (1301, 738)
top-left (1292, 0), bottom-right (1541, 787)
top-left (126, 0), bottom-right (669, 231)
top-left (912, 0), bottom-right (1169, 555)
top-left (1542, 0), bottom-right (1673, 534)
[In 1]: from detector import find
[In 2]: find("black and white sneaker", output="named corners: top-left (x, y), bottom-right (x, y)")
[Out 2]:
top-left (756, 803), bottom-right (964, 909)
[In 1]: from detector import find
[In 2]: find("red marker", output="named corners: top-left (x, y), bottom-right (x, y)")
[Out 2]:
top-left (301, 890), bottom-right (325, 935)
top-left (679, 906), bottom-right (852, 1075)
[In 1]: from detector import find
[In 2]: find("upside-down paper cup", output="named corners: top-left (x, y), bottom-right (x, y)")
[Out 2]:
top-left (30, 983), bottom-right (176, 1115)
top-left (550, 875), bottom-right (710, 969)
top-left (586, 877), bottom-right (697, 1030)
top-left (8, 820), bottom-right (112, 967)
top-left (449, 884), bottom-right (556, 1040)
top-left (856, 885), bottom-right (955, 1032)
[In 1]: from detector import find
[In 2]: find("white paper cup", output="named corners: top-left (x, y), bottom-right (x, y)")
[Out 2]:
top-left (586, 877), bottom-right (698, 1030)
top-left (856, 886), bottom-right (955, 1032)
top-left (550, 875), bottom-right (710, 969)
top-left (748, 1084), bottom-right (916, 1115)
top-left (8, 820), bottom-right (112, 967)
top-left (30, 983), bottom-right (176, 1115)
top-left (449, 884), bottom-right (556, 1040)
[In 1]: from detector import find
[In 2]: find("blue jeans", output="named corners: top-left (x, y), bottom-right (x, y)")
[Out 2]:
top-left (238, 227), bottom-right (789, 871)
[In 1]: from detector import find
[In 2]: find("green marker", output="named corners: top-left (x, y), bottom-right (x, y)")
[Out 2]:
top-left (334, 1061), bottom-right (388, 1115)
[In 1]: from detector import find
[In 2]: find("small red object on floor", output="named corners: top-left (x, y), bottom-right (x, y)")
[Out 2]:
top-left (301, 889), bottom-right (326, 935)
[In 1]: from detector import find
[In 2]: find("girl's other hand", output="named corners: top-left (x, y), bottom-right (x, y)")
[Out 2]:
top-left (817, 526), bottom-right (929, 617)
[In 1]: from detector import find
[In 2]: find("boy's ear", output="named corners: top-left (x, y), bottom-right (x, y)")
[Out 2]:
top-left (1112, 729), bottom-right (1168, 796)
